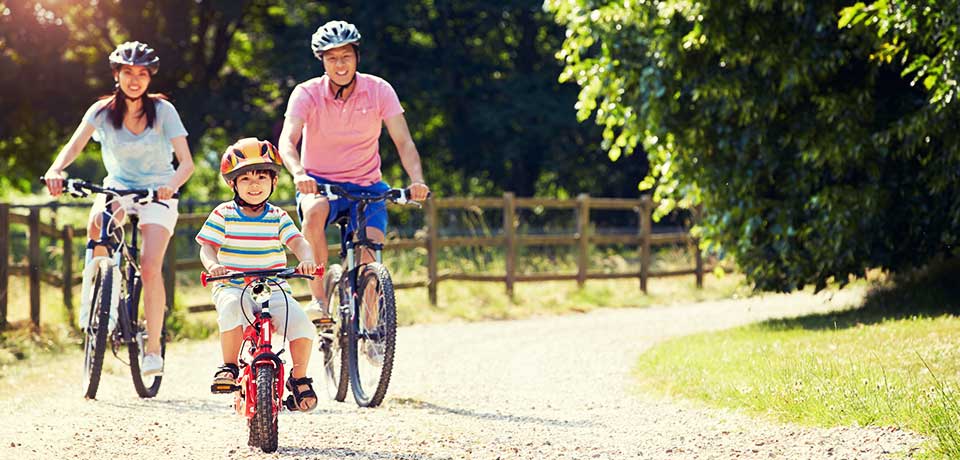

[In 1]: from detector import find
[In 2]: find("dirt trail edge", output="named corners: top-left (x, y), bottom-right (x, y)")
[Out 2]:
top-left (0, 288), bottom-right (924, 459)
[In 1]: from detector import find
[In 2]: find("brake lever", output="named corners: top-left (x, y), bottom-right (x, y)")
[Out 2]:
top-left (321, 183), bottom-right (340, 201)
top-left (395, 188), bottom-right (409, 205)
top-left (66, 181), bottom-right (88, 198)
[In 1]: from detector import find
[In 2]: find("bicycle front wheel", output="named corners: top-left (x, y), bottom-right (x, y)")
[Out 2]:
top-left (347, 263), bottom-right (397, 408)
top-left (82, 260), bottom-right (113, 400)
top-left (249, 365), bottom-right (278, 453)
top-left (119, 273), bottom-right (165, 397)
top-left (318, 264), bottom-right (349, 402)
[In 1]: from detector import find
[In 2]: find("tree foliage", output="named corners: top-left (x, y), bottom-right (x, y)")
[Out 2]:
top-left (0, 1), bottom-right (645, 201)
top-left (547, 0), bottom-right (959, 291)
top-left (840, 0), bottom-right (960, 108)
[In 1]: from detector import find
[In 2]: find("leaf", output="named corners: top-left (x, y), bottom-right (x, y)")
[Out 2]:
top-left (838, 4), bottom-right (867, 29)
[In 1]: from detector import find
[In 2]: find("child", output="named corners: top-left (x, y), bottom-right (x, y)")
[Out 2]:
top-left (195, 137), bottom-right (318, 412)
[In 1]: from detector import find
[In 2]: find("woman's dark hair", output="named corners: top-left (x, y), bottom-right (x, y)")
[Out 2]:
top-left (96, 87), bottom-right (168, 130)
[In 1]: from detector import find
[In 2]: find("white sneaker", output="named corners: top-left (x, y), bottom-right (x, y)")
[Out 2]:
top-left (304, 299), bottom-right (328, 324)
top-left (141, 353), bottom-right (164, 377)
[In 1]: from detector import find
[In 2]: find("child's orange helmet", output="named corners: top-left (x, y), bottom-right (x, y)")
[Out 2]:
top-left (219, 137), bottom-right (283, 184)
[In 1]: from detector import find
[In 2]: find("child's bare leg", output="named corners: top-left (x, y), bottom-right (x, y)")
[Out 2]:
top-left (288, 337), bottom-right (316, 410)
top-left (289, 337), bottom-right (312, 378)
top-left (220, 326), bottom-right (242, 364)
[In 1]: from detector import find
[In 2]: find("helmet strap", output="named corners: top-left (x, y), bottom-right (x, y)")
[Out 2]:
top-left (332, 74), bottom-right (356, 100)
top-left (231, 181), bottom-right (275, 214)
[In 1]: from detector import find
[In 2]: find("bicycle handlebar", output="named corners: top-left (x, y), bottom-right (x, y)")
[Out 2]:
top-left (40, 177), bottom-right (180, 205)
top-left (313, 184), bottom-right (428, 207)
top-left (200, 267), bottom-right (319, 287)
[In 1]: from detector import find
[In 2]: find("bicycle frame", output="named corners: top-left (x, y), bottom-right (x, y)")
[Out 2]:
top-left (90, 207), bottom-right (141, 346)
top-left (314, 184), bottom-right (418, 407)
top-left (201, 269), bottom-right (316, 419)
top-left (235, 279), bottom-right (285, 419)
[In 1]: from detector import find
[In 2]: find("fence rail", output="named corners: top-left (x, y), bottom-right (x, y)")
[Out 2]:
top-left (1, 194), bottom-right (707, 330)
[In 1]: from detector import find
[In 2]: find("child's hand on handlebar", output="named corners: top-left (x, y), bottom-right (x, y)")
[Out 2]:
top-left (296, 260), bottom-right (319, 276)
top-left (206, 264), bottom-right (230, 277)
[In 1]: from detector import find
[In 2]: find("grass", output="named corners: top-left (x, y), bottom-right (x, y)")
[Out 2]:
top-left (633, 259), bottom-right (960, 458)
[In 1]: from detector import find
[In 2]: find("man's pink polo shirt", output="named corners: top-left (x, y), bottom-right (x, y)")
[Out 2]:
top-left (284, 73), bottom-right (404, 185)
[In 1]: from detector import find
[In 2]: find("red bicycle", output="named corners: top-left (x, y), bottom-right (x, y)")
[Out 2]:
top-left (201, 267), bottom-right (318, 453)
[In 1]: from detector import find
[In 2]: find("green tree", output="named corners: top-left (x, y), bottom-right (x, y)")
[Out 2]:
top-left (547, 0), bottom-right (959, 291)
top-left (2, 1), bottom-right (640, 202)
top-left (839, 0), bottom-right (960, 108)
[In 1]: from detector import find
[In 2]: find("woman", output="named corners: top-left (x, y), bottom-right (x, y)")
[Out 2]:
top-left (44, 41), bottom-right (194, 377)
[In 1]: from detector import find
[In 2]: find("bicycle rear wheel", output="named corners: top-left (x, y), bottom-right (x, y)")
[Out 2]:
top-left (347, 263), bottom-right (397, 408)
top-left (318, 264), bottom-right (349, 401)
top-left (82, 260), bottom-right (113, 400)
top-left (249, 365), bottom-right (278, 453)
top-left (125, 271), bottom-right (165, 397)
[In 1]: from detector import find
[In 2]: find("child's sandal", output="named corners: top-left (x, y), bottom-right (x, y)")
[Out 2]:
top-left (284, 375), bottom-right (318, 412)
top-left (210, 363), bottom-right (240, 394)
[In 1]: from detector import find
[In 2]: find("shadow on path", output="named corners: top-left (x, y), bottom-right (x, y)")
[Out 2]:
top-left (753, 260), bottom-right (959, 332)
top-left (391, 397), bottom-right (592, 428)
top-left (280, 445), bottom-right (452, 460)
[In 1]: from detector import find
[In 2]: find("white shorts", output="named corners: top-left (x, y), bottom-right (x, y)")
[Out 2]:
top-left (212, 287), bottom-right (316, 342)
top-left (91, 194), bottom-right (179, 235)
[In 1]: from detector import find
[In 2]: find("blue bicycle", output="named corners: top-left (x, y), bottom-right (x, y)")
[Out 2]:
top-left (314, 184), bottom-right (422, 407)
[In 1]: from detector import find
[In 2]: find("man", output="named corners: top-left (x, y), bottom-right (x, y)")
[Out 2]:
top-left (278, 20), bottom-right (430, 315)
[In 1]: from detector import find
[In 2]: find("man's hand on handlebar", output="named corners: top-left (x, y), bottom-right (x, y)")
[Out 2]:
top-left (408, 182), bottom-right (430, 201)
top-left (293, 172), bottom-right (318, 195)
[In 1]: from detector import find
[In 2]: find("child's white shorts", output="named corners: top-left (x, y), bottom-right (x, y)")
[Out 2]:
top-left (212, 286), bottom-right (316, 342)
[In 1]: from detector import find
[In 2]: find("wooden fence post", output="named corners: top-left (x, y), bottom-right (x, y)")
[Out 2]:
top-left (163, 234), bottom-right (177, 312)
top-left (694, 237), bottom-right (703, 288)
top-left (426, 197), bottom-right (439, 306)
top-left (28, 208), bottom-right (41, 329)
top-left (576, 193), bottom-right (591, 287)
top-left (0, 203), bottom-right (8, 329)
top-left (503, 192), bottom-right (516, 300)
top-left (639, 196), bottom-right (652, 293)
top-left (62, 225), bottom-right (76, 324)
top-left (693, 204), bottom-right (704, 288)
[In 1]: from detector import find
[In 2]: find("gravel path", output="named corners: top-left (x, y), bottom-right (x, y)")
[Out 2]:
top-left (0, 289), bottom-right (925, 459)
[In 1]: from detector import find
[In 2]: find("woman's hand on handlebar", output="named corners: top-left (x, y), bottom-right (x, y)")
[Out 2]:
top-left (157, 184), bottom-right (177, 201)
top-left (43, 169), bottom-right (66, 197)
top-left (408, 182), bottom-right (430, 201)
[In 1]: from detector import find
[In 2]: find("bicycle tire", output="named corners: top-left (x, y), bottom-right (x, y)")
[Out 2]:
top-left (249, 365), bottom-right (278, 453)
top-left (82, 260), bottom-right (113, 400)
top-left (125, 276), bottom-right (165, 397)
top-left (319, 264), bottom-right (349, 402)
top-left (348, 262), bottom-right (397, 408)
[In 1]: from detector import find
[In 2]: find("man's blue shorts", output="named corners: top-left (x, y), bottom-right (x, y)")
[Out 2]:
top-left (295, 174), bottom-right (390, 237)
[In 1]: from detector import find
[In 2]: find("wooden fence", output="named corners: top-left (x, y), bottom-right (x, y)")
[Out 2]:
top-left (1, 194), bottom-right (705, 329)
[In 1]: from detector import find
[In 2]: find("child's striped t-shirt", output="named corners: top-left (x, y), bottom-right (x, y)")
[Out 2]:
top-left (195, 201), bottom-right (302, 291)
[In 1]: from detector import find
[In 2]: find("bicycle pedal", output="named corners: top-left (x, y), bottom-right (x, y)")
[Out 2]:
top-left (210, 383), bottom-right (240, 394)
top-left (283, 395), bottom-right (297, 411)
top-left (312, 317), bottom-right (335, 326)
